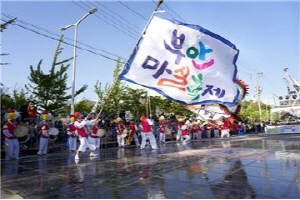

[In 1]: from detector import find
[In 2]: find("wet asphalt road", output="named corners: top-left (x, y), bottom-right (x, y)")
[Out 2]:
top-left (1, 134), bottom-right (300, 199)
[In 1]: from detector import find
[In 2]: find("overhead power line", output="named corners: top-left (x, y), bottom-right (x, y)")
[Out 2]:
top-left (87, 0), bottom-right (142, 36)
top-left (118, 1), bottom-right (148, 21)
top-left (1, 13), bottom-right (127, 63)
top-left (96, 0), bottom-right (141, 31)
top-left (73, 1), bottom-right (138, 40)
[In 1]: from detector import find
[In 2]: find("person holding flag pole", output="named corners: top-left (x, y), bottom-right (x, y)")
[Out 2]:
top-left (140, 113), bottom-right (158, 150)
top-left (74, 112), bottom-right (98, 160)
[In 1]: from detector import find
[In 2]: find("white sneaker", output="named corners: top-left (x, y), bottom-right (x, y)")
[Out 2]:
top-left (90, 152), bottom-right (98, 157)
top-left (75, 154), bottom-right (80, 160)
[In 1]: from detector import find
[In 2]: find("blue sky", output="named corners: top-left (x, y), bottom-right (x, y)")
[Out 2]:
top-left (1, 0), bottom-right (299, 106)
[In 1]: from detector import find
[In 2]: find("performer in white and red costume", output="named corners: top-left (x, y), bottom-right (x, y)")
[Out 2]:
top-left (90, 121), bottom-right (101, 150)
top-left (115, 117), bottom-right (126, 148)
top-left (158, 116), bottom-right (166, 143)
top-left (126, 120), bottom-right (140, 147)
top-left (74, 112), bottom-right (98, 160)
top-left (221, 117), bottom-right (231, 138)
top-left (181, 121), bottom-right (191, 144)
top-left (190, 120), bottom-right (201, 140)
top-left (140, 114), bottom-right (158, 150)
top-left (67, 114), bottom-right (77, 153)
top-left (37, 111), bottom-right (50, 156)
top-left (176, 116), bottom-right (184, 141)
top-left (3, 109), bottom-right (20, 160)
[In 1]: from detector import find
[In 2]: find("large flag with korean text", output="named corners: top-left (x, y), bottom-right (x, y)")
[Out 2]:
top-left (119, 16), bottom-right (240, 106)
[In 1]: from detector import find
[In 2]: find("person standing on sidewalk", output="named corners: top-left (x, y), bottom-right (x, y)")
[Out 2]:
top-left (140, 114), bottom-right (158, 150)
top-left (74, 112), bottom-right (98, 160)
top-left (27, 102), bottom-right (38, 125)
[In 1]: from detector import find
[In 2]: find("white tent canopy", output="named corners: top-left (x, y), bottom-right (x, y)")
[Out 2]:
top-left (187, 105), bottom-right (231, 121)
top-left (271, 106), bottom-right (300, 117)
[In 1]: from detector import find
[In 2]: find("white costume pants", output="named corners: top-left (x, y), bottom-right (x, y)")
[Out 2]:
top-left (207, 130), bottom-right (211, 138)
top-left (117, 135), bottom-right (125, 147)
top-left (38, 138), bottom-right (48, 155)
top-left (5, 139), bottom-right (20, 160)
top-left (214, 130), bottom-right (220, 138)
top-left (191, 132), bottom-right (201, 140)
top-left (88, 137), bottom-right (101, 149)
top-left (182, 135), bottom-right (191, 144)
top-left (221, 129), bottom-right (230, 138)
top-left (140, 132), bottom-right (158, 149)
top-left (131, 133), bottom-right (140, 146)
top-left (77, 136), bottom-right (96, 152)
top-left (176, 130), bottom-right (182, 141)
top-left (68, 137), bottom-right (77, 151)
top-left (159, 132), bottom-right (165, 143)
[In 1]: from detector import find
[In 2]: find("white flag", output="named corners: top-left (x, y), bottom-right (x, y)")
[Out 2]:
top-left (120, 16), bottom-right (240, 106)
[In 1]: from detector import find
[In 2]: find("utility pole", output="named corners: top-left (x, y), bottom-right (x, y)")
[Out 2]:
top-left (256, 72), bottom-right (263, 124)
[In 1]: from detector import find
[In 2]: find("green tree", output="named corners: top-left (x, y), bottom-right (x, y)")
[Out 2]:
top-left (121, 87), bottom-right (148, 119)
top-left (92, 80), bottom-right (111, 116)
top-left (0, 85), bottom-right (28, 111)
top-left (74, 100), bottom-right (94, 116)
top-left (25, 35), bottom-right (87, 116)
top-left (95, 58), bottom-right (126, 117)
top-left (148, 95), bottom-right (192, 117)
top-left (239, 100), bottom-right (272, 123)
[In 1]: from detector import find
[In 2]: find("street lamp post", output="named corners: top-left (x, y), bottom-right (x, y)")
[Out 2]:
top-left (61, 7), bottom-right (97, 114)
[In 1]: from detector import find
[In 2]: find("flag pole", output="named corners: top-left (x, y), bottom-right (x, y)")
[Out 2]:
top-left (95, 1), bottom-right (164, 120)
top-left (148, 90), bottom-right (152, 117)
top-left (121, 0), bottom-right (164, 72)
top-left (120, 0), bottom-right (164, 119)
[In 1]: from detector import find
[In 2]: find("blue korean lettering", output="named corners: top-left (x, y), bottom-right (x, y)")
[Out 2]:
top-left (164, 29), bottom-right (186, 65)
top-left (142, 55), bottom-right (172, 79)
top-left (186, 41), bottom-right (213, 61)
top-left (201, 85), bottom-right (226, 98)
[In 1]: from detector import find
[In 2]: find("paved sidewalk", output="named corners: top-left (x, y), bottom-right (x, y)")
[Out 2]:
top-left (1, 134), bottom-right (300, 199)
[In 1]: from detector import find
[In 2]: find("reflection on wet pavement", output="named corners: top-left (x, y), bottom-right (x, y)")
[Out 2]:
top-left (1, 134), bottom-right (300, 198)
